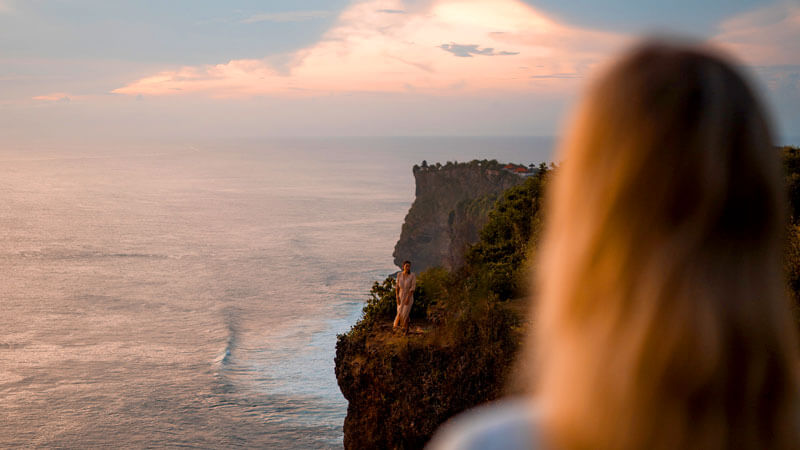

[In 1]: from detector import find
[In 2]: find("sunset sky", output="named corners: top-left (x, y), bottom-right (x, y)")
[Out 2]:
top-left (1, 0), bottom-right (798, 143)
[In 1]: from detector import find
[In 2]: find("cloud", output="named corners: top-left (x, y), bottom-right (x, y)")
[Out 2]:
top-left (712, 2), bottom-right (800, 67)
top-left (753, 65), bottom-right (800, 91)
top-left (32, 93), bottom-right (73, 102)
top-left (241, 10), bottom-right (330, 24)
top-left (439, 43), bottom-right (519, 57)
top-left (529, 73), bottom-right (581, 79)
top-left (112, 0), bottom-right (627, 98)
top-left (711, 2), bottom-right (800, 140)
top-left (377, 9), bottom-right (406, 14)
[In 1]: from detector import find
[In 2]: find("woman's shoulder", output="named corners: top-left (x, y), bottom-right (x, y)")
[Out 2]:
top-left (426, 397), bottom-right (544, 450)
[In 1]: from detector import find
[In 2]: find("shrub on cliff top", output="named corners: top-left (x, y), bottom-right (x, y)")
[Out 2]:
top-left (361, 276), bottom-right (397, 326)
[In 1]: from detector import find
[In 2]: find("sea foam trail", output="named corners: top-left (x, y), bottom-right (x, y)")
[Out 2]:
top-left (215, 309), bottom-right (240, 368)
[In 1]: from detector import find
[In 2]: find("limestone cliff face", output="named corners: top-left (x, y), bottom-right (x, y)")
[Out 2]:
top-left (393, 162), bottom-right (524, 271)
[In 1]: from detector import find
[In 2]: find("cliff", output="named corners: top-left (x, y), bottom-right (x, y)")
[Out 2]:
top-left (336, 165), bottom-right (550, 449)
top-left (336, 147), bottom-right (800, 449)
top-left (393, 160), bottom-right (527, 272)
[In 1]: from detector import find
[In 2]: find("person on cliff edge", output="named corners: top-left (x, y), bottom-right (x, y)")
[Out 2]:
top-left (428, 38), bottom-right (800, 450)
top-left (393, 260), bottom-right (416, 334)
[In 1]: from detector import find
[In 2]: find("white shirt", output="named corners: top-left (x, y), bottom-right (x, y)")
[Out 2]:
top-left (426, 398), bottom-right (543, 450)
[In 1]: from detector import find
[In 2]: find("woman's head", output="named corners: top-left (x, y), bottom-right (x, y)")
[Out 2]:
top-left (534, 39), bottom-right (799, 450)
top-left (403, 261), bottom-right (411, 272)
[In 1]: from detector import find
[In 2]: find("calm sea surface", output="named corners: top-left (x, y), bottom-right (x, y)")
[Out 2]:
top-left (0, 137), bottom-right (553, 448)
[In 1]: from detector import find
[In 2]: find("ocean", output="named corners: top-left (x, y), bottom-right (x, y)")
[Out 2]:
top-left (0, 137), bottom-right (554, 448)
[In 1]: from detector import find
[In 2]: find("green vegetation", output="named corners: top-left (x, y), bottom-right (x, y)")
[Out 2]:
top-left (464, 162), bottom-right (550, 300)
top-left (413, 158), bottom-right (505, 173)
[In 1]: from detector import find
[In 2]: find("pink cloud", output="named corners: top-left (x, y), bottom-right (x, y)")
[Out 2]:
top-left (710, 2), bottom-right (800, 139)
top-left (712, 2), bottom-right (800, 67)
top-left (112, 0), bottom-right (626, 98)
top-left (32, 92), bottom-right (74, 102)
top-left (113, 60), bottom-right (282, 98)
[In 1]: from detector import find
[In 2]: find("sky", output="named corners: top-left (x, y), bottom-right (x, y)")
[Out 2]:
top-left (0, 0), bottom-right (798, 143)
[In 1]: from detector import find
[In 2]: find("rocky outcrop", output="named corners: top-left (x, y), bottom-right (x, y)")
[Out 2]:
top-left (392, 161), bottom-right (525, 271)
top-left (335, 313), bottom-right (521, 450)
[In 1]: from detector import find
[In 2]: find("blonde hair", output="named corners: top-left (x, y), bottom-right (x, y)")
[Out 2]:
top-left (533, 40), bottom-right (800, 450)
